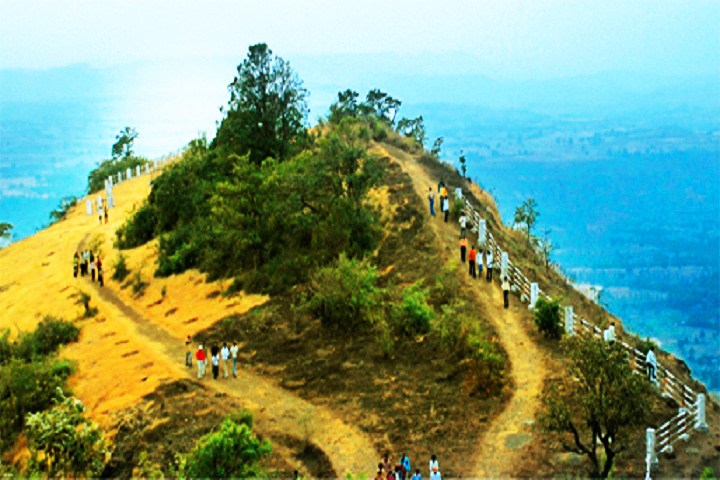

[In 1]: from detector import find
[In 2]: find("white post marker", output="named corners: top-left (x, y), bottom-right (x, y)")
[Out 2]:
top-left (85, 200), bottom-right (93, 215)
top-left (455, 187), bottom-right (463, 199)
top-left (529, 282), bottom-right (539, 309)
top-left (107, 190), bottom-right (114, 208)
top-left (108, 175), bottom-right (113, 187)
top-left (564, 306), bottom-right (575, 336)
top-left (136, 165), bottom-right (141, 177)
top-left (646, 428), bottom-right (658, 468)
top-left (478, 219), bottom-right (487, 248)
top-left (500, 251), bottom-right (509, 281)
top-left (695, 394), bottom-right (709, 431)
top-left (126, 167), bottom-right (132, 179)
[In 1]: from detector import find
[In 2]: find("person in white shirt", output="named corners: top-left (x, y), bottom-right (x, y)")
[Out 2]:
top-left (501, 276), bottom-right (511, 309)
top-left (428, 454), bottom-right (439, 475)
top-left (645, 346), bottom-right (658, 384)
top-left (603, 323), bottom-right (616, 343)
top-left (458, 213), bottom-right (468, 238)
top-left (221, 342), bottom-right (230, 379)
top-left (429, 466), bottom-right (441, 480)
top-left (486, 250), bottom-right (494, 282)
top-left (230, 341), bottom-right (239, 378)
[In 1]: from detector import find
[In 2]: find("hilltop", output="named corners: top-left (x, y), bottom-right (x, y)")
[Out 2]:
top-left (1, 44), bottom-right (718, 478)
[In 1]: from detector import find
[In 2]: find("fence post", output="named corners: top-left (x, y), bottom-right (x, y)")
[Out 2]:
top-left (529, 282), bottom-right (539, 309)
top-left (136, 165), bottom-right (141, 177)
top-left (107, 190), bottom-right (114, 208)
top-left (478, 219), bottom-right (487, 249)
top-left (646, 427), bottom-right (658, 468)
top-left (85, 200), bottom-right (93, 215)
top-left (695, 394), bottom-right (709, 431)
top-left (564, 306), bottom-right (574, 336)
top-left (126, 167), bottom-right (132, 179)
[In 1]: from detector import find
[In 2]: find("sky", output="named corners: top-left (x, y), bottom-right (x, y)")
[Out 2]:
top-left (1, 0), bottom-right (719, 79)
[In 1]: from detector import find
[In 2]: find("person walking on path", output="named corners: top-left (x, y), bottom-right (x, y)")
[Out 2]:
top-left (429, 466), bottom-right (441, 480)
top-left (477, 248), bottom-right (484, 279)
top-left (211, 345), bottom-right (220, 380)
top-left (646, 346), bottom-right (658, 384)
top-left (442, 197), bottom-right (449, 223)
top-left (603, 322), bottom-right (617, 343)
top-left (486, 249), bottom-right (494, 282)
top-left (230, 340), bottom-right (239, 378)
top-left (428, 188), bottom-right (435, 216)
top-left (459, 211), bottom-right (468, 238)
top-left (104, 208), bottom-right (109, 224)
top-left (401, 454), bottom-right (411, 479)
top-left (89, 251), bottom-right (96, 282)
top-left (411, 469), bottom-right (422, 480)
top-left (428, 455), bottom-right (439, 476)
top-left (98, 207), bottom-right (104, 225)
top-left (185, 335), bottom-right (193, 367)
top-left (437, 178), bottom-right (445, 194)
top-left (502, 276), bottom-right (510, 309)
top-left (468, 245), bottom-right (477, 278)
top-left (97, 256), bottom-right (104, 286)
top-left (73, 252), bottom-right (79, 278)
top-left (195, 345), bottom-right (206, 379)
top-left (459, 237), bottom-right (468, 263)
top-left (221, 342), bottom-right (230, 379)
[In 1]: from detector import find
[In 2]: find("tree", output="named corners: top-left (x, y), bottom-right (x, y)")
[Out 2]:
top-left (513, 197), bottom-right (539, 242)
top-left (213, 43), bottom-right (309, 163)
top-left (533, 296), bottom-right (563, 339)
top-left (363, 89), bottom-right (401, 125)
top-left (396, 116), bottom-right (426, 147)
top-left (328, 89), bottom-right (360, 123)
top-left (49, 196), bottom-right (78, 224)
top-left (458, 150), bottom-right (467, 178)
top-left (25, 389), bottom-right (108, 478)
top-left (430, 137), bottom-right (443, 157)
top-left (0, 223), bottom-right (12, 244)
top-left (535, 228), bottom-right (556, 269)
top-left (183, 415), bottom-right (271, 479)
top-left (111, 127), bottom-right (138, 159)
top-left (541, 336), bottom-right (653, 478)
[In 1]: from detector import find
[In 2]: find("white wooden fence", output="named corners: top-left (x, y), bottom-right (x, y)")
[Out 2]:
top-left (460, 193), bottom-right (709, 477)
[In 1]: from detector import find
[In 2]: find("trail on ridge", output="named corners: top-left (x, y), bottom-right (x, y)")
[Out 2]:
top-left (379, 144), bottom-right (549, 478)
top-left (76, 243), bottom-right (377, 476)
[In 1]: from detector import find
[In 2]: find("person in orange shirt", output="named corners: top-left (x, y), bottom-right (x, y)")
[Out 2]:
top-left (468, 245), bottom-right (477, 278)
top-left (459, 237), bottom-right (469, 263)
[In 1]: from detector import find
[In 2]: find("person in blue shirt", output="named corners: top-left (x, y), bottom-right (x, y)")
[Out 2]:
top-left (411, 469), bottom-right (422, 480)
top-left (401, 453), bottom-right (411, 478)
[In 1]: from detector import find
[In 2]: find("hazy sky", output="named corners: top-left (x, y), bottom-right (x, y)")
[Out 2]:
top-left (1, 0), bottom-right (719, 78)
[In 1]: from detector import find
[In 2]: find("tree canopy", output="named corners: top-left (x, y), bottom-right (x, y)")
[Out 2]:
top-left (213, 43), bottom-right (309, 163)
top-left (0, 223), bottom-right (12, 243)
top-left (514, 197), bottom-right (539, 241)
top-left (111, 127), bottom-right (138, 159)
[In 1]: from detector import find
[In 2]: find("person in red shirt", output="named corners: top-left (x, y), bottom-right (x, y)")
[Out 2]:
top-left (195, 345), bottom-right (206, 379)
top-left (468, 245), bottom-right (477, 278)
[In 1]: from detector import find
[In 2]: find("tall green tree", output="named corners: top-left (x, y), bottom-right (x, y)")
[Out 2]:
top-left (111, 127), bottom-right (138, 159)
top-left (214, 43), bottom-right (309, 163)
top-left (363, 89), bottom-right (401, 125)
top-left (396, 116), bottom-right (426, 147)
top-left (430, 137), bottom-right (443, 157)
top-left (513, 197), bottom-right (539, 242)
top-left (0, 223), bottom-right (12, 243)
top-left (541, 336), bottom-right (653, 478)
top-left (458, 150), bottom-right (467, 177)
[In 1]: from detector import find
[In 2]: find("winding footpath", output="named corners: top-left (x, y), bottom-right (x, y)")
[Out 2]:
top-left (379, 145), bottom-right (549, 478)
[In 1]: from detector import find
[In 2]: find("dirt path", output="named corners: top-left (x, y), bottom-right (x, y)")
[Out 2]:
top-left (379, 145), bottom-right (549, 478)
top-left (77, 241), bottom-right (377, 477)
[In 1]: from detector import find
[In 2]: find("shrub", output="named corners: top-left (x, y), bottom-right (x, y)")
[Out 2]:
top-left (26, 390), bottom-right (108, 478)
top-left (0, 330), bottom-right (12, 365)
top-left (700, 467), bottom-right (716, 480)
top-left (534, 297), bottom-right (563, 339)
top-left (182, 416), bottom-right (271, 479)
top-left (635, 336), bottom-right (658, 355)
top-left (112, 253), bottom-right (130, 282)
top-left (451, 197), bottom-right (464, 220)
top-left (73, 291), bottom-right (98, 318)
top-left (306, 254), bottom-right (383, 329)
top-left (131, 270), bottom-right (148, 297)
top-left (14, 317), bottom-right (80, 361)
top-left (155, 227), bottom-right (201, 277)
top-left (116, 201), bottom-right (158, 249)
top-left (391, 283), bottom-right (434, 337)
top-left (464, 333), bottom-right (506, 397)
top-left (0, 359), bottom-right (74, 453)
top-left (432, 300), bottom-right (469, 352)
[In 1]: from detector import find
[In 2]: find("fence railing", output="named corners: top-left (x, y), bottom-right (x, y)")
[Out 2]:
top-left (459, 192), bottom-right (709, 478)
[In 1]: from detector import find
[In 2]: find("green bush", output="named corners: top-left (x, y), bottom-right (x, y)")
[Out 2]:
top-left (87, 155), bottom-right (147, 194)
top-left (464, 333), bottom-right (506, 397)
top-left (14, 317), bottom-right (80, 361)
top-left (700, 467), bottom-right (716, 480)
top-left (451, 197), bottom-right (464, 220)
top-left (131, 270), bottom-right (148, 297)
top-left (116, 202), bottom-right (158, 249)
top-left (306, 254), bottom-right (382, 329)
top-left (26, 390), bottom-right (108, 478)
top-left (155, 226), bottom-right (201, 277)
top-left (391, 284), bottom-right (434, 337)
top-left (182, 416), bottom-right (271, 479)
top-left (636, 336), bottom-right (658, 355)
top-left (430, 260), bottom-right (462, 307)
top-left (0, 359), bottom-right (74, 453)
top-left (433, 300), bottom-right (469, 352)
top-left (534, 297), bottom-right (563, 339)
top-left (0, 330), bottom-right (12, 366)
top-left (112, 253), bottom-right (130, 282)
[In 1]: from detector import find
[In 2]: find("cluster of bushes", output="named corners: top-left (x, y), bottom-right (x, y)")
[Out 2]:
top-left (87, 155), bottom-right (147, 194)
top-left (305, 256), bottom-right (506, 397)
top-left (0, 317), bottom-right (80, 454)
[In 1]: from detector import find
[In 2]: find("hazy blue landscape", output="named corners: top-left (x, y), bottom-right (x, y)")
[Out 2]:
top-left (1, 60), bottom-right (718, 392)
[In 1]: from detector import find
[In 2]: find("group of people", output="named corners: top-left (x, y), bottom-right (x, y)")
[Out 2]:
top-left (376, 453), bottom-right (443, 480)
top-left (187, 336), bottom-right (240, 380)
top-left (73, 250), bottom-right (104, 286)
top-left (428, 179), bottom-right (451, 222)
top-left (98, 206), bottom-right (109, 225)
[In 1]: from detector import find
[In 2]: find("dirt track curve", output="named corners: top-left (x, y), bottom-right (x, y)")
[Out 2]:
top-left (77, 238), bottom-right (377, 477)
top-left (380, 144), bottom-right (549, 478)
